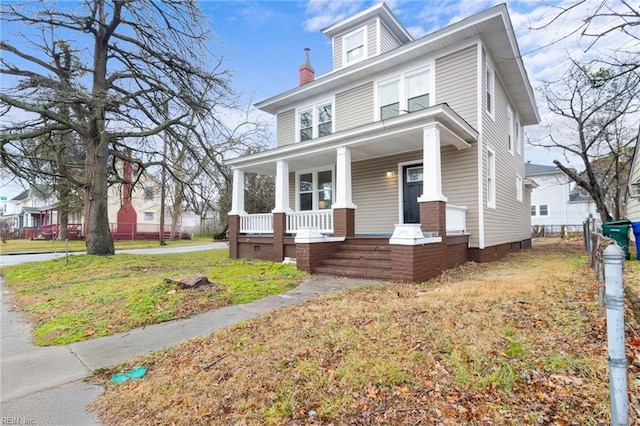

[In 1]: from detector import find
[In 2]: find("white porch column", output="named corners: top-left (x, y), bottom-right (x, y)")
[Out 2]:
top-left (333, 146), bottom-right (356, 209)
top-left (229, 168), bottom-right (246, 215)
top-left (418, 123), bottom-right (447, 203)
top-left (273, 160), bottom-right (291, 213)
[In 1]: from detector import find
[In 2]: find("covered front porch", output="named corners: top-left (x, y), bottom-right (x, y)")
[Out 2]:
top-left (226, 104), bottom-right (478, 282)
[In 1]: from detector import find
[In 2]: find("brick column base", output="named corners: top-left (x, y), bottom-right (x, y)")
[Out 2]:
top-left (229, 215), bottom-right (240, 259)
top-left (333, 208), bottom-right (355, 237)
top-left (273, 212), bottom-right (286, 262)
top-left (419, 201), bottom-right (446, 237)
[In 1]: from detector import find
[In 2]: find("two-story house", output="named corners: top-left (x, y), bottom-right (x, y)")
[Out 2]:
top-left (226, 3), bottom-right (539, 282)
top-left (526, 162), bottom-right (598, 236)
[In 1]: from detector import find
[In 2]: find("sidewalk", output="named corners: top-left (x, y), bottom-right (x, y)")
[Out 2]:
top-left (1, 247), bottom-right (379, 425)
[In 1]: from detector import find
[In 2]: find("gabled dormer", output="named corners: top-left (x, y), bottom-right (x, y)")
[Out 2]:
top-left (322, 3), bottom-right (412, 70)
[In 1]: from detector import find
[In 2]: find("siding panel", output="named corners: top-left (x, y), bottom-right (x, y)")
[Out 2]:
top-left (335, 82), bottom-right (374, 132)
top-left (380, 21), bottom-right (401, 54)
top-left (333, 37), bottom-right (343, 70)
top-left (367, 19), bottom-right (377, 58)
top-left (481, 49), bottom-right (530, 247)
top-left (277, 109), bottom-right (295, 147)
top-left (435, 45), bottom-right (478, 128)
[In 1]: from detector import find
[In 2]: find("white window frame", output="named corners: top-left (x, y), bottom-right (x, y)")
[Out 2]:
top-left (516, 173), bottom-right (523, 202)
top-left (487, 147), bottom-right (496, 209)
top-left (144, 212), bottom-right (154, 221)
top-left (374, 64), bottom-right (432, 121)
top-left (342, 27), bottom-right (367, 66)
top-left (405, 69), bottom-right (429, 113)
top-left (539, 204), bottom-right (549, 216)
top-left (631, 182), bottom-right (640, 198)
top-left (298, 108), bottom-right (313, 142)
top-left (486, 57), bottom-right (495, 119)
top-left (507, 105), bottom-right (514, 154)
top-left (530, 205), bottom-right (537, 216)
top-left (515, 117), bottom-right (522, 155)
top-left (295, 167), bottom-right (335, 211)
top-left (295, 98), bottom-right (335, 143)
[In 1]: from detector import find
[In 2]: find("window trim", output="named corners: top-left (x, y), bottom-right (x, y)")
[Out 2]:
top-left (539, 204), bottom-right (549, 216)
top-left (515, 117), bottom-right (522, 155)
top-left (530, 205), bottom-right (537, 216)
top-left (487, 147), bottom-right (496, 209)
top-left (516, 173), bottom-right (523, 202)
top-left (298, 108), bottom-right (313, 142)
top-left (295, 167), bottom-right (335, 211)
top-left (374, 64), bottom-right (432, 121)
top-left (486, 57), bottom-right (495, 120)
top-left (143, 212), bottom-right (154, 221)
top-left (342, 26), bottom-right (367, 66)
top-left (295, 98), bottom-right (335, 143)
top-left (507, 105), bottom-right (514, 155)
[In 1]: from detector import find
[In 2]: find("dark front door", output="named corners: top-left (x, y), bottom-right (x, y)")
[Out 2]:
top-left (403, 164), bottom-right (423, 224)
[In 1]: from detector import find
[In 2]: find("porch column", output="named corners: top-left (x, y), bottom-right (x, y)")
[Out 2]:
top-left (272, 160), bottom-right (290, 262)
top-left (333, 146), bottom-right (356, 237)
top-left (418, 123), bottom-right (447, 236)
top-left (229, 168), bottom-right (245, 260)
top-left (230, 168), bottom-right (246, 215)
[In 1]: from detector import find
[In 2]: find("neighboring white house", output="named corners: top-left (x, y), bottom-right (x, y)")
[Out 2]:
top-left (626, 144), bottom-right (640, 243)
top-left (525, 162), bottom-right (598, 233)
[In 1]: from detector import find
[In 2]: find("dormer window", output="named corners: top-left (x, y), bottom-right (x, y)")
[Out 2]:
top-left (343, 27), bottom-right (366, 65)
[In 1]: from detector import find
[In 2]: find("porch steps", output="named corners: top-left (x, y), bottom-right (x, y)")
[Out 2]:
top-left (314, 241), bottom-right (392, 280)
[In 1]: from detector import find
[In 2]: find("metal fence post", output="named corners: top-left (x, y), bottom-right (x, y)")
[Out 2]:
top-left (603, 244), bottom-right (628, 426)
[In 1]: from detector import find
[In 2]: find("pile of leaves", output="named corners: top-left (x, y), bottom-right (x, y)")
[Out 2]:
top-left (91, 239), bottom-right (640, 425)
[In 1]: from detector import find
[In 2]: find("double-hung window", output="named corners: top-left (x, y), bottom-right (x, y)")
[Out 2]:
top-left (299, 109), bottom-right (313, 142)
top-left (539, 205), bottom-right (549, 216)
top-left (516, 118), bottom-right (522, 155)
top-left (379, 80), bottom-right (400, 120)
top-left (530, 205), bottom-right (536, 216)
top-left (487, 147), bottom-right (496, 208)
top-left (297, 169), bottom-right (334, 211)
top-left (516, 174), bottom-right (523, 202)
top-left (406, 72), bottom-right (429, 112)
top-left (486, 59), bottom-right (495, 117)
top-left (297, 100), bottom-right (334, 142)
top-left (343, 28), bottom-right (366, 65)
top-left (507, 105), bottom-right (514, 153)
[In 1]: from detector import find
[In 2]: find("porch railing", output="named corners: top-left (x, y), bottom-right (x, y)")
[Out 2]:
top-left (239, 213), bottom-right (274, 234)
top-left (286, 210), bottom-right (333, 234)
top-left (446, 204), bottom-right (467, 234)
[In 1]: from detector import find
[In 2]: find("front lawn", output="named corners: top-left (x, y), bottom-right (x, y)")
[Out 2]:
top-left (1, 249), bottom-right (306, 345)
top-left (90, 239), bottom-right (640, 425)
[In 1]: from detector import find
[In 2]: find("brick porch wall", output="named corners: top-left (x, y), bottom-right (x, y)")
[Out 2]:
top-left (468, 238), bottom-right (531, 263)
top-left (419, 201), bottom-right (446, 238)
top-left (333, 208), bottom-right (355, 237)
top-left (229, 215), bottom-right (239, 259)
top-left (296, 241), bottom-right (342, 273)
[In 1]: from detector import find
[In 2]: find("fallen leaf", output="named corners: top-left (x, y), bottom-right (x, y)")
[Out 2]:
top-left (167, 289), bottom-right (177, 295)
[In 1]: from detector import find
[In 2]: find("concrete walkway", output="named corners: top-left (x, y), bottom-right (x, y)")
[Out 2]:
top-left (0, 245), bottom-right (378, 425)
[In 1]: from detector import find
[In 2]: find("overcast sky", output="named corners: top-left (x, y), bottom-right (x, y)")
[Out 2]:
top-left (0, 0), bottom-right (630, 198)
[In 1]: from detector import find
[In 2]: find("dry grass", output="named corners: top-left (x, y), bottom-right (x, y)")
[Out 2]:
top-left (91, 239), bottom-right (640, 425)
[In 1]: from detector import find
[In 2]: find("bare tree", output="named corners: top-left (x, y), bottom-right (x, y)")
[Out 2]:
top-left (1, 0), bottom-right (233, 254)
top-left (534, 60), bottom-right (640, 221)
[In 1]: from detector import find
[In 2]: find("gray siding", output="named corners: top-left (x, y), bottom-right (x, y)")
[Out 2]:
top-left (435, 45), bottom-right (478, 129)
top-left (333, 36), bottom-right (343, 70)
top-left (481, 49), bottom-right (530, 247)
top-left (352, 151), bottom-right (421, 234)
top-left (367, 19), bottom-right (377, 58)
top-left (441, 144), bottom-right (480, 247)
top-left (288, 172), bottom-right (295, 209)
top-left (277, 109), bottom-right (295, 147)
top-left (379, 21), bottom-right (401, 54)
top-left (335, 82), bottom-right (374, 132)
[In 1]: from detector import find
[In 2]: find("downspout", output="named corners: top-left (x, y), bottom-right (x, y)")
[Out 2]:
top-left (476, 41), bottom-right (485, 249)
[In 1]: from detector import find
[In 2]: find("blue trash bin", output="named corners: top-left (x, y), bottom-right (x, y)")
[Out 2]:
top-left (632, 222), bottom-right (640, 260)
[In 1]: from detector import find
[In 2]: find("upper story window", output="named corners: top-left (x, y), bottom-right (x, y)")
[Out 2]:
top-left (486, 59), bottom-right (495, 118)
top-left (376, 65), bottom-right (432, 121)
top-left (379, 80), bottom-right (399, 119)
top-left (630, 181), bottom-right (640, 198)
top-left (144, 187), bottom-right (154, 200)
top-left (406, 72), bottom-right (429, 112)
top-left (530, 205), bottom-right (536, 216)
top-left (507, 105), bottom-right (514, 154)
top-left (539, 204), bottom-right (549, 216)
top-left (516, 118), bottom-right (522, 155)
top-left (343, 27), bottom-right (366, 65)
top-left (296, 99), bottom-right (334, 142)
top-left (300, 109), bottom-right (313, 141)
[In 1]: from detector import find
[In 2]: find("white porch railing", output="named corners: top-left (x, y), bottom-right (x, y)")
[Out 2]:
top-left (446, 204), bottom-right (467, 234)
top-left (238, 210), bottom-right (334, 234)
top-left (239, 213), bottom-right (273, 234)
top-left (287, 210), bottom-right (333, 234)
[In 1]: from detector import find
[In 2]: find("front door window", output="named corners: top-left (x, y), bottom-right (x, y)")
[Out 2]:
top-left (403, 165), bottom-right (423, 224)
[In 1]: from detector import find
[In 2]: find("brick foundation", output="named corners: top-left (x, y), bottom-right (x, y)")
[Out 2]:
top-left (468, 238), bottom-right (530, 263)
top-left (229, 215), bottom-right (239, 259)
top-left (273, 212), bottom-right (286, 261)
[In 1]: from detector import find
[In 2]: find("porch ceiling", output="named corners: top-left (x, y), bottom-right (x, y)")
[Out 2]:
top-left (227, 104), bottom-right (477, 175)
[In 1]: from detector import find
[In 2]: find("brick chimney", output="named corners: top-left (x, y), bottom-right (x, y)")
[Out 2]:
top-left (299, 47), bottom-right (315, 85)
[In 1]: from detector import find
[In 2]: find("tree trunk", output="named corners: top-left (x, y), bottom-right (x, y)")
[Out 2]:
top-left (171, 183), bottom-right (183, 239)
top-left (84, 135), bottom-right (114, 254)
